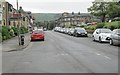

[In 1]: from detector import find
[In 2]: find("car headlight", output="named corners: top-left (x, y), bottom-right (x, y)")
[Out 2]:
top-left (85, 32), bottom-right (87, 34)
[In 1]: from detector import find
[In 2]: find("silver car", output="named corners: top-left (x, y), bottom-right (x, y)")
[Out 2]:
top-left (110, 29), bottom-right (120, 45)
top-left (68, 28), bottom-right (75, 35)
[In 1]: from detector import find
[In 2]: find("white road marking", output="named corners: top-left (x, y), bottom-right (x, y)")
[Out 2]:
top-left (104, 56), bottom-right (111, 60)
top-left (96, 53), bottom-right (101, 56)
top-left (61, 53), bottom-right (68, 56)
top-left (95, 52), bottom-right (111, 60)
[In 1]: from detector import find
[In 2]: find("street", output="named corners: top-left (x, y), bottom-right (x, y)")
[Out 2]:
top-left (2, 31), bottom-right (118, 73)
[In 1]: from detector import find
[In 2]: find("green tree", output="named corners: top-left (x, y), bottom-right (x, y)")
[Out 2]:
top-left (88, 1), bottom-right (120, 22)
top-left (48, 21), bottom-right (55, 30)
top-left (107, 2), bottom-right (120, 18)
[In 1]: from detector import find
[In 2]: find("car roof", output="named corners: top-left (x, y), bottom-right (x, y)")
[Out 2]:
top-left (113, 29), bottom-right (120, 30)
top-left (75, 28), bottom-right (85, 30)
top-left (96, 28), bottom-right (110, 29)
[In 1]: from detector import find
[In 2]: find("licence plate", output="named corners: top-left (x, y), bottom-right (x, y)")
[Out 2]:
top-left (36, 37), bottom-right (40, 39)
top-left (81, 34), bottom-right (85, 35)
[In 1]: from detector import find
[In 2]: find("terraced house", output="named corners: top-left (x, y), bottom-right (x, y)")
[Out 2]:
top-left (0, 0), bottom-right (4, 26)
top-left (0, 2), bottom-right (2, 26)
top-left (1, 0), bottom-right (33, 28)
top-left (56, 12), bottom-right (92, 27)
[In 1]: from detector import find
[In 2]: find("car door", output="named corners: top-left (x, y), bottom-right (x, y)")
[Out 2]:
top-left (73, 29), bottom-right (77, 35)
top-left (113, 30), bottom-right (120, 41)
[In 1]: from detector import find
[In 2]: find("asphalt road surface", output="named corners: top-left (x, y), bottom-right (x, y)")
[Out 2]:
top-left (2, 31), bottom-right (118, 73)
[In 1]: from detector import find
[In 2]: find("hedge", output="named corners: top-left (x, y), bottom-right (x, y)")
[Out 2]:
top-left (11, 27), bottom-right (18, 36)
top-left (2, 26), bottom-right (11, 40)
top-left (1, 26), bottom-right (28, 41)
top-left (96, 23), bottom-right (105, 28)
top-left (84, 21), bottom-right (120, 32)
top-left (0, 26), bottom-right (1, 42)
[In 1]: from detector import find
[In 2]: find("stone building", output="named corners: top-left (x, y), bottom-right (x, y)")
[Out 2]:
top-left (1, 1), bottom-right (32, 28)
top-left (56, 12), bottom-right (91, 27)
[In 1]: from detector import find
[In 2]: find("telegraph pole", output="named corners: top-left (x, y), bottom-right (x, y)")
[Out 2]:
top-left (16, 0), bottom-right (21, 45)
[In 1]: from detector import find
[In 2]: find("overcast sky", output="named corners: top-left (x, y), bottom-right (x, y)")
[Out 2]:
top-left (6, 0), bottom-right (94, 13)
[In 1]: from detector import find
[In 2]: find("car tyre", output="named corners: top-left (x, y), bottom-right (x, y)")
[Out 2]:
top-left (75, 34), bottom-right (78, 37)
top-left (110, 39), bottom-right (113, 45)
top-left (93, 36), bottom-right (95, 41)
top-left (99, 37), bottom-right (102, 43)
top-left (86, 35), bottom-right (88, 37)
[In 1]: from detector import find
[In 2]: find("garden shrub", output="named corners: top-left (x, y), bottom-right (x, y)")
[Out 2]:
top-left (11, 27), bottom-right (18, 36)
top-left (96, 23), bottom-right (105, 28)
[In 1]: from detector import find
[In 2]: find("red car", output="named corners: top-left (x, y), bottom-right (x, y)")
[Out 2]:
top-left (31, 30), bottom-right (44, 41)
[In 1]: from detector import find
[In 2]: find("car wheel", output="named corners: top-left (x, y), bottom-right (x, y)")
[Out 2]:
top-left (110, 39), bottom-right (113, 45)
top-left (75, 34), bottom-right (78, 37)
top-left (99, 37), bottom-right (102, 43)
top-left (93, 36), bottom-right (95, 41)
top-left (86, 35), bottom-right (88, 37)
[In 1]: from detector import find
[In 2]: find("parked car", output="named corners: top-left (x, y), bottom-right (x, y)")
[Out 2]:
top-left (54, 27), bottom-right (61, 32)
top-left (109, 29), bottom-right (120, 45)
top-left (31, 30), bottom-right (44, 41)
top-left (60, 28), bottom-right (64, 33)
top-left (43, 28), bottom-right (47, 31)
top-left (73, 28), bottom-right (88, 37)
top-left (68, 28), bottom-right (75, 36)
top-left (62, 28), bottom-right (66, 33)
top-left (64, 28), bottom-right (70, 34)
top-left (93, 28), bottom-right (111, 43)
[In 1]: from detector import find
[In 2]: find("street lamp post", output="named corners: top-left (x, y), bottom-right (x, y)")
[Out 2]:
top-left (16, 0), bottom-right (21, 45)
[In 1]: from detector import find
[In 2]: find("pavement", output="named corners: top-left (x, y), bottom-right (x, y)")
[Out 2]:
top-left (2, 31), bottom-right (118, 73)
top-left (2, 33), bottom-right (31, 52)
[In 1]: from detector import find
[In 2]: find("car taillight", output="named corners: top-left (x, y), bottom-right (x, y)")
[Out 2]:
top-left (31, 35), bottom-right (34, 37)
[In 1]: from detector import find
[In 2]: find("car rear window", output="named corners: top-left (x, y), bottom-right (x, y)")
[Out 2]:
top-left (33, 30), bottom-right (43, 34)
top-left (77, 29), bottom-right (86, 32)
top-left (100, 29), bottom-right (111, 33)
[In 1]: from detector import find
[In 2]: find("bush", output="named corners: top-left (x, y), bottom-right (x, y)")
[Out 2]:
top-left (96, 23), bottom-right (105, 28)
top-left (2, 26), bottom-right (11, 40)
top-left (9, 29), bottom-right (15, 37)
top-left (20, 26), bottom-right (28, 34)
top-left (11, 27), bottom-right (18, 36)
top-left (85, 25), bottom-right (96, 30)
top-left (0, 32), bottom-right (2, 42)
top-left (1, 26), bottom-right (28, 41)
top-left (104, 22), bottom-right (120, 30)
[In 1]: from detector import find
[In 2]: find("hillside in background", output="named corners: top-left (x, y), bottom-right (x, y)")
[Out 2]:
top-left (32, 13), bottom-right (91, 22)
top-left (32, 13), bottom-right (60, 22)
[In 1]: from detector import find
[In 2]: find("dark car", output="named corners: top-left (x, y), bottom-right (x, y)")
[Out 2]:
top-left (73, 28), bottom-right (88, 37)
top-left (109, 29), bottom-right (120, 45)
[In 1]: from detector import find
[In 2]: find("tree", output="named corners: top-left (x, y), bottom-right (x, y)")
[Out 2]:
top-left (48, 21), bottom-right (55, 30)
top-left (107, 2), bottom-right (120, 18)
top-left (88, 1), bottom-right (120, 22)
top-left (35, 20), bottom-right (55, 30)
top-left (88, 1), bottom-right (109, 22)
top-left (36, 22), bottom-right (44, 27)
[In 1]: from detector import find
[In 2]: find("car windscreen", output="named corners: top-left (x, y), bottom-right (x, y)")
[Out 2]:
top-left (117, 29), bottom-right (120, 34)
top-left (77, 29), bottom-right (86, 32)
top-left (33, 30), bottom-right (43, 34)
top-left (100, 29), bottom-right (111, 33)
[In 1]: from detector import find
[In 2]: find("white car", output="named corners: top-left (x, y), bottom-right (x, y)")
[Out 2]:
top-left (93, 28), bottom-right (112, 43)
